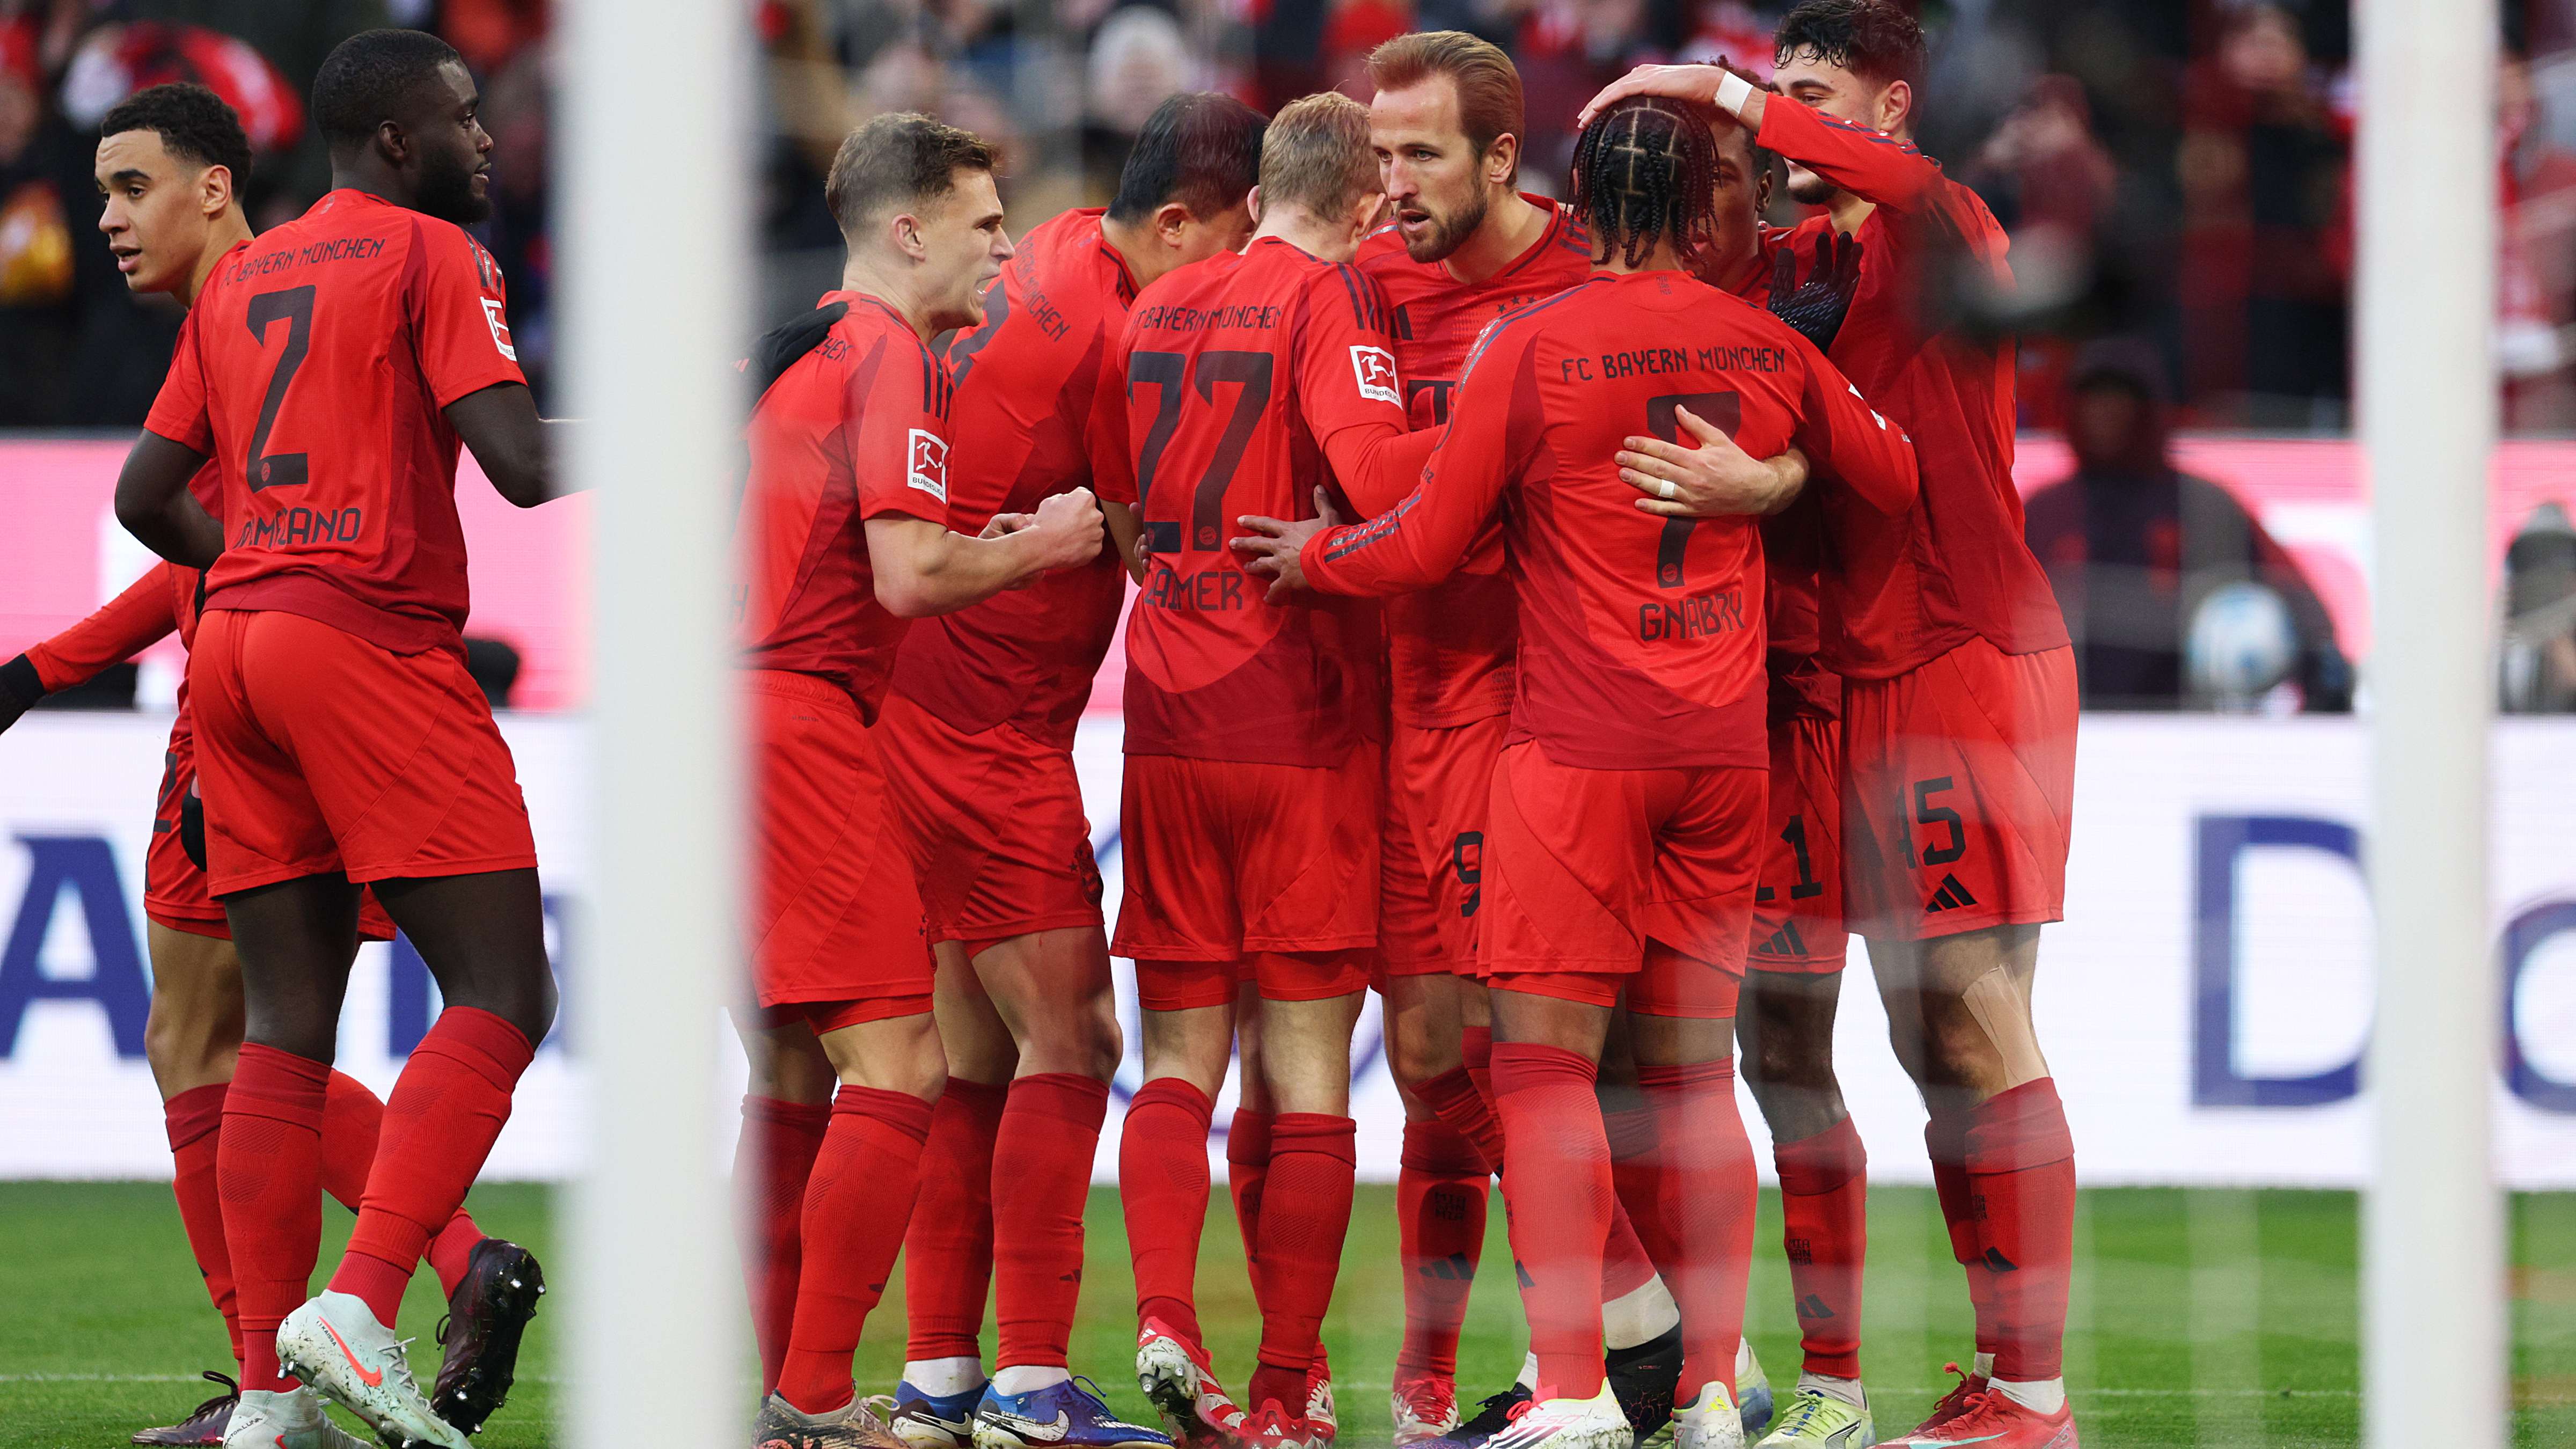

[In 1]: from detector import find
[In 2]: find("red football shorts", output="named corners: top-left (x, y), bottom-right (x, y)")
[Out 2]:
top-left (875, 694), bottom-right (1104, 954)
top-left (1114, 747), bottom-right (1380, 1008)
top-left (1841, 638), bottom-right (2077, 942)
top-left (745, 671), bottom-right (933, 1025)
top-left (1481, 743), bottom-right (1763, 1019)
top-left (1388, 715), bottom-right (1504, 974)
top-left (148, 722), bottom-right (396, 942)
top-left (189, 610), bottom-right (536, 898)
top-left (1373, 751), bottom-right (1447, 987)
top-left (1747, 709), bottom-right (1848, 974)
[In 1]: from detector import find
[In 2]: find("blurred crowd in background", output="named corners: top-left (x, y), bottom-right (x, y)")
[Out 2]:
top-left (8, 0), bottom-right (2576, 713)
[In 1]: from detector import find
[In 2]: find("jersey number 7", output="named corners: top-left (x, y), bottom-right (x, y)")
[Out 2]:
top-left (1130, 348), bottom-right (1276, 553)
top-left (245, 285), bottom-right (316, 492)
top-left (1643, 391), bottom-right (1739, 588)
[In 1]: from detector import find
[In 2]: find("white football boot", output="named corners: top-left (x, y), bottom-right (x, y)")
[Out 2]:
top-left (276, 1291), bottom-right (469, 1449)
top-left (221, 1386), bottom-right (374, 1449)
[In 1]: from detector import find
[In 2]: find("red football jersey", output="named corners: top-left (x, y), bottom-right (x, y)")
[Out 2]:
top-left (1304, 270), bottom-right (1916, 771)
top-left (1754, 100), bottom-right (2067, 678)
top-left (145, 192), bottom-right (526, 655)
top-left (1714, 230), bottom-right (1839, 719)
top-left (738, 292), bottom-right (954, 719)
top-left (889, 208), bottom-right (1138, 748)
top-left (1356, 196), bottom-right (1596, 727)
top-left (1109, 236), bottom-right (1409, 766)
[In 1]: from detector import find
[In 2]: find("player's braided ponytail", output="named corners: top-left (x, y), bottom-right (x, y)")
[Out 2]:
top-left (1569, 97), bottom-right (1718, 269)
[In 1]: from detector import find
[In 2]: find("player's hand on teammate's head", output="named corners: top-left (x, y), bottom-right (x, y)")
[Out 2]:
top-left (1576, 63), bottom-right (1727, 129)
top-left (743, 300), bottom-right (849, 397)
top-left (1616, 405), bottom-right (1802, 517)
top-left (1768, 230), bottom-right (1864, 353)
top-left (1232, 487), bottom-right (1343, 601)
top-left (1029, 487), bottom-right (1106, 570)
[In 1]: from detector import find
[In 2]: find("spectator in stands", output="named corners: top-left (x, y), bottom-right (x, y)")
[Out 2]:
top-left (2176, 1), bottom-right (2352, 427)
top-left (2023, 338), bottom-right (2353, 712)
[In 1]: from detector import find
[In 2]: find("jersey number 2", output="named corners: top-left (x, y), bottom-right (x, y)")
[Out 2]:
top-left (1130, 349), bottom-right (1275, 552)
top-left (1642, 391), bottom-right (1741, 588)
top-left (244, 285), bottom-right (315, 492)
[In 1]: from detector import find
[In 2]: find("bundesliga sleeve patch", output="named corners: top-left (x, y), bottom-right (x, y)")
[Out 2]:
top-left (906, 428), bottom-right (950, 502)
top-left (481, 298), bottom-right (517, 361)
top-left (1349, 344), bottom-right (1401, 405)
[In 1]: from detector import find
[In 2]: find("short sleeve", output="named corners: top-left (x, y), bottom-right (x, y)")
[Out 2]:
top-left (1296, 264), bottom-right (1411, 444)
top-left (847, 332), bottom-right (952, 525)
top-left (144, 310), bottom-right (214, 453)
top-left (406, 221), bottom-right (527, 409)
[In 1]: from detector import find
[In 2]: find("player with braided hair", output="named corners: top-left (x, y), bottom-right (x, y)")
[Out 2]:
top-left (1235, 93), bottom-right (1918, 1449)
top-left (1566, 97), bottom-right (1721, 270)
top-left (1585, 4), bottom-right (2084, 1443)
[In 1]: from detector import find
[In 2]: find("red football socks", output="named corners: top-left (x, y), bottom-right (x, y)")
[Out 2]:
top-left (425, 1214), bottom-right (486, 1302)
top-left (1927, 1111), bottom-right (2001, 1361)
top-left (994, 1073), bottom-right (1110, 1370)
top-left (1601, 1200), bottom-right (1660, 1304)
top-left (1966, 1079), bottom-right (2076, 1382)
top-left (778, 1086), bottom-right (936, 1415)
top-left (1775, 1115), bottom-right (1868, 1380)
top-left (165, 1084), bottom-right (241, 1368)
top-left (736, 1094), bottom-right (830, 1394)
top-left (1602, 1093), bottom-right (1679, 1274)
top-left (1396, 1117), bottom-right (1487, 1381)
top-left (316, 1070), bottom-right (487, 1299)
top-left (1636, 1059), bottom-right (1757, 1402)
top-left (1413, 1064), bottom-right (1504, 1172)
top-left (1492, 1042), bottom-right (1611, 1400)
top-left (904, 1075), bottom-right (1008, 1362)
top-left (317, 1069), bottom-right (384, 1211)
top-left (220, 1045), bottom-right (331, 1392)
top-left (1246, 1114), bottom-right (1356, 1415)
top-left (1461, 1026), bottom-right (1495, 1110)
top-left (332, 1007), bottom-right (533, 1328)
top-left (1227, 1109), bottom-right (1274, 1313)
top-left (1121, 1078), bottom-right (1216, 1345)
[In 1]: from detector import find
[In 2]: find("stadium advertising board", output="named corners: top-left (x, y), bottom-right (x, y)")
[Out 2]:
top-left (3, 713), bottom-right (2572, 1188)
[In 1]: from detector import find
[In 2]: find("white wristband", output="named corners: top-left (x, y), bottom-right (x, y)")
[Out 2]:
top-left (1715, 69), bottom-right (1756, 120)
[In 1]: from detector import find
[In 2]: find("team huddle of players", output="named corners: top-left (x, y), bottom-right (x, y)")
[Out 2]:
top-left (0, 4), bottom-right (2083, 1449)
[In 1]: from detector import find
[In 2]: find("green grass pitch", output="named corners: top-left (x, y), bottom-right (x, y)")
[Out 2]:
top-left (2, 1182), bottom-right (2569, 1447)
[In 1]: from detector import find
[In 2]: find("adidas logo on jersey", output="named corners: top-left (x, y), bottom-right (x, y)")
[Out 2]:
top-left (1923, 873), bottom-right (1978, 913)
top-left (1752, 920), bottom-right (1809, 957)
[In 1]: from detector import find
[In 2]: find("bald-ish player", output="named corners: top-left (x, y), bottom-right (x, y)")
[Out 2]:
top-left (870, 92), bottom-right (1264, 1449)
top-left (730, 113), bottom-right (1104, 1449)
top-left (1237, 93), bottom-right (1915, 1449)
top-left (1106, 92), bottom-right (1433, 1449)
top-left (1350, 32), bottom-right (1701, 1449)
top-left (1585, 3), bottom-right (2083, 1445)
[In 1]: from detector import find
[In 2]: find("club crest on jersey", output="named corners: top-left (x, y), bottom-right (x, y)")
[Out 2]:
top-left (907, 428), bottom-right (950, 502)
top-left (1349, 344), bottom-right (1400, 405)
top-left (480, 298), bottom-right (517, 361)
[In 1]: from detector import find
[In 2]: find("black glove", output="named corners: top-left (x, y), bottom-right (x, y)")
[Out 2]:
top-left (744, 301), bottom-right (848, 398)
top-left (179, 780), bottom-right (207, 871)
top-left (0, 654), bottom-right (45, 735)
top-left (1767, 229), bottom-right (1865, 353)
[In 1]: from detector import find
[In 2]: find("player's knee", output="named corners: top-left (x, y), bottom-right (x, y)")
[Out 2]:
top-left (498, 968), bottom-right (559, 1052)
top-left (142, 998), bottom-right (217, 1083)
top-left (241, 996), bottom-right (339, 1064)
top-left (1384, 1015), bottom-right (1459, 1091)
